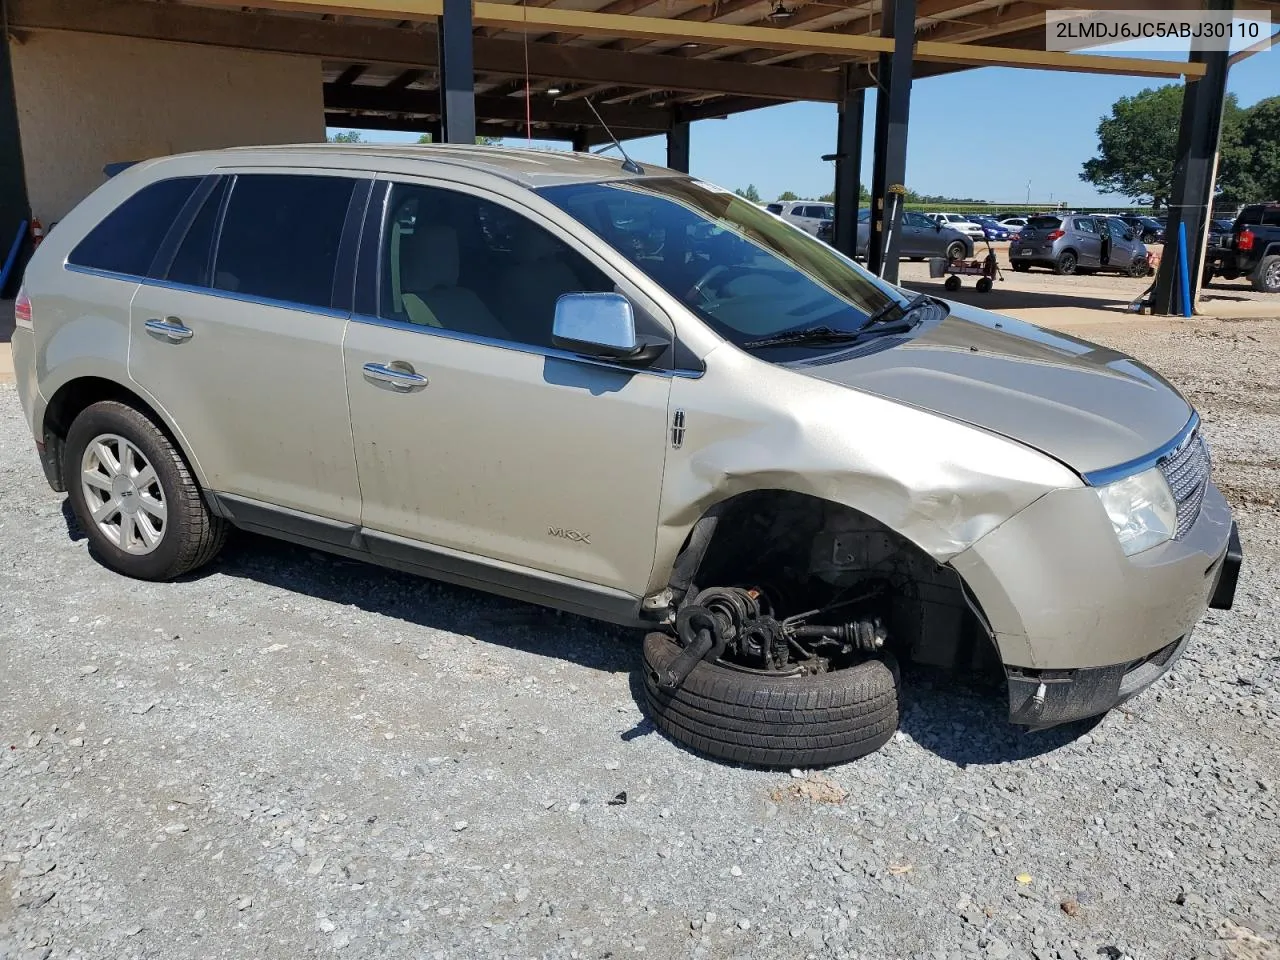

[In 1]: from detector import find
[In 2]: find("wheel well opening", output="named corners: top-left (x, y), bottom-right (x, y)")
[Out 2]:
top-left (671, 490), bottom-right (1000, 674)
top-left (41, 378), bottom-right (173, 492)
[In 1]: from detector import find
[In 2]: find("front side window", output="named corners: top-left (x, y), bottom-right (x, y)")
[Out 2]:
top-left (1106, 218), bottom-right (1130, 240)
top-left (213, 174), bottom-right (356, 309)
top-left (68, 177), bottom-right (201, 277)
top-left (378, 182), bottom-right (613, 347)
top-left (539, 178), bottom-right (900, 348)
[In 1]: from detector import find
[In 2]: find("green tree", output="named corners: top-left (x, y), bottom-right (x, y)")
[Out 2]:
top-left (1081, 85), bottom-right (1246, 209)
top-left (734, 184), bottom-right (762, 203)
top-left (1233, 96), bottom-right (1280, 202)
top-left (416, 133), bottom-right (504, 146)
top-left (777, 190), bottom-right (799, 202)
top-left (327, 130), bottom-right (363, 143)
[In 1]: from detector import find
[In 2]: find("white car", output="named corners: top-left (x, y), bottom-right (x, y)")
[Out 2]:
top-left (926, 212), bottom-right (986, 239)
top-left (999, 217), bottom-right (1029, 236)
top-left (768, 200), bottom-right (834, 236)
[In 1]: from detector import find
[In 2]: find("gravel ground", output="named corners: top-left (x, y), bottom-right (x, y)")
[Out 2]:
top-left (3, 315), bottom-right (1280, 960)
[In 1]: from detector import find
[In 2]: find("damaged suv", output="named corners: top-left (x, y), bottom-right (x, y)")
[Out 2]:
top-left (11, 145), bottom-right (1241, 767)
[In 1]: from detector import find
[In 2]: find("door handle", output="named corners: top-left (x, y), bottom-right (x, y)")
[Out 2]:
top-left (145, 317), bottom-right (193, 342)
top-left (363, 361), bottom-right (428, 391)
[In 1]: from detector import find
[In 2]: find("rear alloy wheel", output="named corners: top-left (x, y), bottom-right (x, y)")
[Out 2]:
top-left (1254, 255), bottom-right (1280, 294)
top-left (1054, 251), bottom-right (1078, 275)
top-left (642, 633), bottom-right (900, 768)
top-left (65, 401), bottom-right (227, 581)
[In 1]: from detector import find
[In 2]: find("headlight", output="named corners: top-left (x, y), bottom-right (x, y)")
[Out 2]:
top-left (1094, 466), bottom-right (1177, 556)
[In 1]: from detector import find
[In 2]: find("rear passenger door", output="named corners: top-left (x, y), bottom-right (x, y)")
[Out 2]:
top-left (128, 170), bottom-right (370, 526)
top-left (1072, 217), bottom-right (1102, 266)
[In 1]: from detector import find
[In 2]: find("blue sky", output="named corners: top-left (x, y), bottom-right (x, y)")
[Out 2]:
top-left (331, 40), bottom-right (1277, 207)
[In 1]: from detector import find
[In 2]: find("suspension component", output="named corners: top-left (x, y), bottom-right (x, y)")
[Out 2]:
top-left (791, 618), bottom-right (887, 652)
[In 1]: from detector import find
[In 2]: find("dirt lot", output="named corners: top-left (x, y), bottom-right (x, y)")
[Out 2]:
top-left (2, 313), bottom-right (1280, 960)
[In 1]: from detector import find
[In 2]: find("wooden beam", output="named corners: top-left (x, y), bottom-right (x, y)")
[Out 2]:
top-left (197, 0), bottom-right (1209, 77)
top-left (385, 68), bottom-right (426, 91)
top-left (325, 83), bottom-right (674, 131)
top-left (7, 0), bottom-right (838, 101)
top-left (334, 63), bottom-right (368, 85)
top-left (324, 111), bottom-right (583, 141)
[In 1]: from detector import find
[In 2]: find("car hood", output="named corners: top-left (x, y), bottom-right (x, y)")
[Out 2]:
top-left (799, 302), bottom-right (1192, 476)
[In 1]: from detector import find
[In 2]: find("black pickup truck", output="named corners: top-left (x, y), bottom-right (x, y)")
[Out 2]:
top-left (1205, 202), bottom-right (1280, 293)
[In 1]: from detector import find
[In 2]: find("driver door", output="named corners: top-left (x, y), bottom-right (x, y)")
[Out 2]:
top-left (343, 179), bottom-right (675, 599)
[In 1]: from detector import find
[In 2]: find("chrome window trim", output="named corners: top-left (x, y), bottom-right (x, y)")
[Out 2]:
top-left (64, 263), bottom-right (147, 284)
top-left (349, 313), bottom-right (703, 379)
top-left (64, 265), bottom-right (353, 320)
top-left (1081, 412), bottom-right (1200, 487)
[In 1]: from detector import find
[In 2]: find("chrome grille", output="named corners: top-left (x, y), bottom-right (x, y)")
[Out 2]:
top-left (1159, 432), bottom-right (1211, 539)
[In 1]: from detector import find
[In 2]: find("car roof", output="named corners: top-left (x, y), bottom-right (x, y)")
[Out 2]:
top-left (141, 142), bottom-right (684, 190)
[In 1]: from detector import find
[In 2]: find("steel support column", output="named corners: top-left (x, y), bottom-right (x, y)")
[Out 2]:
top-left (0, 32), bottom-right (31, 299)
top-left (437, 0), bottom-right (476, 144)
top-left (831, 69), bottom-right (864, 259)
top-left (667, 114), bottom-right (691, 173)
top-left (1152, 0), bottom-right (1233, 315)
top-left (867, 0), bottom-right (915, 282)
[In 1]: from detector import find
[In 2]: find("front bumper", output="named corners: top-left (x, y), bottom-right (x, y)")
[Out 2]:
top-left (1005, 521), bottom-right (1239, 727)
top-left (950, 483), bottom-right (1239, 726)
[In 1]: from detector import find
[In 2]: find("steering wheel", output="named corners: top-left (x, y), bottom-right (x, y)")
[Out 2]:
top-left (684, 264), bottom-right (730, 305)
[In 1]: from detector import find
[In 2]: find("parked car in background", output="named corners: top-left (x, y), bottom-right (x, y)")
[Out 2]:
top-left (1207, 218), bottom-right (1236, 247)
top-left (1204, 201), bottom-right (1280, 293)
top-left (770, 200), bottom-right (834, 236)
top-left (926, 212), bottom-right (985, 239)
top-left (855, 209), bottom-right (974, 261)
top-left (1011, 214), bottom-right (1149, 276)
top-left (1116, 215), bottom-right (1165, 244)
top-left (12, 144), bottom-right (1238, 768)
top-left (970, 216), bottom-right (1010, 241)
top-left (999, 217), bottom-right (1028, 238)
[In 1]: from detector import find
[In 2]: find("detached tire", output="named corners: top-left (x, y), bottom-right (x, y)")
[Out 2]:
top-left (641, 633), bottom-right (900, 768)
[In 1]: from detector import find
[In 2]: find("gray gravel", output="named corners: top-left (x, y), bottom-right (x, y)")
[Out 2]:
top-left (3, 314), bottom-right (1280, 960)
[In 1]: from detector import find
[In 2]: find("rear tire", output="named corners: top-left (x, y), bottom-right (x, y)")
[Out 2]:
top-left (945, 241), bottom-right (966, 262)
top-left (1011, 260), bottom-right (1030, 272)
top-left (1054, 251), bottom-right (1078, 275)
top-left (1253, 255), bottom-right (1280, 294)
top-left (65, 401), bottom-right (227, 581)
top-left (641, 633), bottom-right (900, 768)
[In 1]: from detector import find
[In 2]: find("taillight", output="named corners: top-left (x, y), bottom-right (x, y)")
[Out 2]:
top-left (1237, 228), bottom-right (1255, 251)
top-left (1047, 229), bottom-right (1065, 241)
top-left (14, 287), bottom-right (33, 330)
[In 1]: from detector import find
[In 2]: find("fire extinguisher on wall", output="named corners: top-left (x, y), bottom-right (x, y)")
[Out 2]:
top-left (30, 218), bottom-right (45, 248)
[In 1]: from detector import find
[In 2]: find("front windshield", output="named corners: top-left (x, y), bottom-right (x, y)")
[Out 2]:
top-left (538, 178), bottom-right (899, 347)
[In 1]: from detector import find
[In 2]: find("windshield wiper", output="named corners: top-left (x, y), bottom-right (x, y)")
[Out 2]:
top-left (859, 291), bottom-right (935, 330)
top-left (741, 325), bottom-right (868, 350)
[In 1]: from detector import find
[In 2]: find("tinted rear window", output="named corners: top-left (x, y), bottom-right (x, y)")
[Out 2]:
top-left (1027, 216), bottom-right (1062, 229)
top-left (68, 177), bottom-right (201, 276)
top-left (212, 174), bottom-right (357, 309)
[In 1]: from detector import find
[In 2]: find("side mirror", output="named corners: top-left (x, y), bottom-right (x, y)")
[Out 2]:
top-left (552, 292), bottom-right (666, 366)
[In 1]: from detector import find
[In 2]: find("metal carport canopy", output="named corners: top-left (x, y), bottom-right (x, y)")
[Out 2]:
top-left (8, 0), bottom-right (1229, 146)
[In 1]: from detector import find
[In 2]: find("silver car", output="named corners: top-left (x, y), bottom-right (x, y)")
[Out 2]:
top-left (11, 145), bottom-right (1239, 768)
top-left (856, 210), bottom-right (974, 261)
top-left (1011, 214), bottom-right (1150, 276)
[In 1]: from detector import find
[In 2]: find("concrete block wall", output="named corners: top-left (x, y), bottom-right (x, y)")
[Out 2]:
top-left (9, 31), bottom-right (325, 223)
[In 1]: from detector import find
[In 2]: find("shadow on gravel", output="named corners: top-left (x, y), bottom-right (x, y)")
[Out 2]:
top-left (101, 520), bottom-right (1102, 767)
top-left (209, 530), bottom-right (639, 676)
top-left (898, 667), bottom-right (1102, 768)
top-left (61, 498), bottom-right (86, 542)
